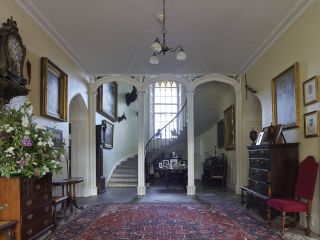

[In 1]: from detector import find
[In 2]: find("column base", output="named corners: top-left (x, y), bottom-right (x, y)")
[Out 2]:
top-left (137, 186), bottom-right (146, 196)
top-left (235, 185), bottom-right (242, 195)
top-left (89, 186), bottom-right (98, 196)
top-left (187, 185), bottom-right (196, 195)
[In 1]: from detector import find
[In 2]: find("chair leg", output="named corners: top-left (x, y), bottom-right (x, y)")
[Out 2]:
top-left (294, 213), bottom-right (298, 226)
top-left (280, 211), bottom-right (286, 236)
top-left (306, 211), bottom-right (311, 237)
top-left (267, 206), bottom-right (271, 226)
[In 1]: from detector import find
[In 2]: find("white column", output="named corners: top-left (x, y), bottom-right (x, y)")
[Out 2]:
top-left (186, 89), bottom-right (196, 195)
top-left (235, 85), bottom-right (243, 194)
top-left (137, 90), bottom-right (146, 195)
top-left (88, 86), bottom-right (98, 196)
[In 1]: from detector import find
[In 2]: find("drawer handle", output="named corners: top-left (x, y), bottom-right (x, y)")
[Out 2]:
top-left (45, 206), bottom-right (50, 212)
top-left (44, 220), bottom-right (49, 225)
top-left (43, 194), bottom-right (48, 200)
top-left (26, 200), bottom-right (32, 207)
top-left (27, 214), bottom-right (33, 220)
top-left (35, 184), bottom-right (41, 190)
top-left (0, 204), bottom-right (8, 211)
top-left (27, 229), bottom-right (33, 235)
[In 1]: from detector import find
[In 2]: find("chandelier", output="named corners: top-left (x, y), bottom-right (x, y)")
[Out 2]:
top-left (149, 0), bottom-right (186, 64)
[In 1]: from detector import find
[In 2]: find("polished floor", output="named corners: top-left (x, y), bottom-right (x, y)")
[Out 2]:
top-left (50, 180), bottom-right (319, 240)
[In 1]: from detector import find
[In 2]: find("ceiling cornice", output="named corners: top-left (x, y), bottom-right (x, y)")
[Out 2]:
top-left (15, 0), bottom-right (93, 77)
top-left (237, 0), bottom-right (314, 75)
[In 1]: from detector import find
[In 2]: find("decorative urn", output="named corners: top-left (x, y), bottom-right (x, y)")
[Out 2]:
top-left (249, 128), bottom-right (258, 145)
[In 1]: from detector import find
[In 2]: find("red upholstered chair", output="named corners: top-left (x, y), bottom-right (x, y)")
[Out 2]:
top-left (266, 156), bottom-right (318, 236)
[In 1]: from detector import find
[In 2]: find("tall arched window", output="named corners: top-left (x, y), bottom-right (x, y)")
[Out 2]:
top-left (150, 81), bottom-right (182, 138)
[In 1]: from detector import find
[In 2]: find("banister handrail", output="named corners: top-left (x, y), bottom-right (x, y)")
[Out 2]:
top-left (144, 99), bottom-right (187, 151)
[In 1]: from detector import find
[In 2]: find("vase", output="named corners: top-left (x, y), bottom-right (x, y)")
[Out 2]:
top-left (249, 129), bottom-right (257, 145)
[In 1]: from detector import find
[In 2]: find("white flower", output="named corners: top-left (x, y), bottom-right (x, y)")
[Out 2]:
top-left (5, 147), bottom-right (14, 153)
top-left (21, 116), bottom-right (29, 127)
top-left (26, 106), bottom-right (33, 116)
top-left (37, 142), bottom-right (43, 146)
top-left (25, 130), bottom-right (30, 135)
top-left (6, 127), bottom-right (14, 133)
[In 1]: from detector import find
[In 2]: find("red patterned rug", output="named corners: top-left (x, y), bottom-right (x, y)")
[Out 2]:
top-left (47, 203), bottom-right (280, 240)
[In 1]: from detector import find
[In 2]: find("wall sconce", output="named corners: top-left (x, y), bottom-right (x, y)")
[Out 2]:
top-left (118, 113), bottom-right (127, 122)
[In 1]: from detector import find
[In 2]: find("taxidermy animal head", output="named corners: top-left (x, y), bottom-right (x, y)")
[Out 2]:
top-left (125, 86), bottom-right (137, 106)
top-left (118, 113), bottom-right (127, 122)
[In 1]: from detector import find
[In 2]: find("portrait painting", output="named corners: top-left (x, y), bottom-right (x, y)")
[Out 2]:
top-left (217, 119), bottom-right (224, 148)
top-left (104, 121), bottom-right (114, 149)
top-left (97, 82), bottom-right (118, 122)
top-left (272, 62), bottom-right (300, 129)
top-left (304, 111), bottom-right (319, 138)
top-left (224, 105), bottom-right (235, 150)
top-left (41, 57), bottom-right (68, 121)
top-left (303, 76), bottom-right (319, 106)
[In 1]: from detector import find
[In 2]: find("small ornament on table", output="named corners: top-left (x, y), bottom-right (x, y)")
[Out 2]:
top-left (249, 128), bottom-right (258, 145)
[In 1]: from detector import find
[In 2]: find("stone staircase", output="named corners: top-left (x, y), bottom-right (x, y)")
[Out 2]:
top-left (108, 155), bottom-right (138, 187)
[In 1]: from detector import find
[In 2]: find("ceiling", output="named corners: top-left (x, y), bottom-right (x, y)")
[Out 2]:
top-left (18, 0), bottom-right (311, 76)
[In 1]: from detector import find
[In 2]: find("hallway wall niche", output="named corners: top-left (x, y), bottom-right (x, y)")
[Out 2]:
top-left (69, 94), bottom-right (89, 197)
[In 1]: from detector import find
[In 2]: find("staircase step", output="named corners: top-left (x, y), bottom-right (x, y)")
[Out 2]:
top-left (113, 168), bottom-right (137, 173)
top-left (108, 182), bottom-right (137, 188)
top-left (112, 173), bottom-right (138, 178)
top-left (117, 165), bottom-right (137, 169)
top-left (109, 177), bottom-right (138, 183)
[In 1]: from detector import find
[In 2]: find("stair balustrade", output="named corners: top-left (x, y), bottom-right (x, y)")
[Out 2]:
top-left (145, 100), bottom-right (187, 183)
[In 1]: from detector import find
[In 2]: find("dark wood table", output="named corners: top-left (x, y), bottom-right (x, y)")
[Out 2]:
top-left (0, 221), bottom-right (16, 240)
top-left (52, 177), bottom-right (84, 213)
top-left (158, 168), bottom-right (187, 188)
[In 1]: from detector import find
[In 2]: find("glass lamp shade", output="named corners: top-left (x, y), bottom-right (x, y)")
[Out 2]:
top-left (149, 55), bottom-right (159, 64)
top-left (150, 41), bottom-right (162, 53)
top-left (176, 50), bottom-right (187, 61)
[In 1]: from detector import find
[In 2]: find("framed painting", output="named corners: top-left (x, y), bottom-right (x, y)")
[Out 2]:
top-left (304, 111), bottom-right (319, 138)
top-left (224, 105), bottom-right (235, 150)
top-left (272, 62), bottom-right (300, 129)
top-left (46, 127), bottom-right (63, 148)
top-left (103, 121), bottom-right (114, 149)
top-left (217, 119), bottom-right (224, 148)
top-left (97, 82), bottom-right (118, 122)
top-left (41, 57), bottom-right (68, 121)
top-left (303, 76), bottom-right (319, 106)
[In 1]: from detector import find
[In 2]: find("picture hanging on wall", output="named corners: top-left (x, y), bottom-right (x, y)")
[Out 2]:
top-left (217, 119), bottom-right (224, 148)
top-left (272, 62), bottom-right (300, 129)
top-left (304, 111), bottom-right (319, 138)
top-left (104, 121), bottom-right (114, 149)
top-left (303, 76), bottom-right (319, 106)
top-left (224, 105), bottom-right (235, 150)
top-left (97, 82), bottom-right (118, 122)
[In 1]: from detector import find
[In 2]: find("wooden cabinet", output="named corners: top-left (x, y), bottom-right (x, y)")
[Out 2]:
top-left (202, 157), bottom-right (227, 187)
top-left (242, 144), bottom-right (299, 213)
top-left (0, 173), bottom-right (53, 240)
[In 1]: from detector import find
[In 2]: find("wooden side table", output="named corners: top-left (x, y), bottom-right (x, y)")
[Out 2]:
top-left (0, 221), bottom-right (16, 240)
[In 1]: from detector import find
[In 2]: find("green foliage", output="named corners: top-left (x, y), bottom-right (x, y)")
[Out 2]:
top-left (0, 99), bottom-right (63, 178)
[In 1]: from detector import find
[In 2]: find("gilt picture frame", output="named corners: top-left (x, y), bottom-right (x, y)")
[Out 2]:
top-left (40, 57), bottom-right (68, 121)
top-left (303, 76), bottom-right (319, 106)
top-left (272, 62), bottom-right (300, 129)
top-left (304, 111), bottom-right (319, 138)
top-left (224, 105), bottom-right (235, 150)
top-left (104, 121), bottom-right (114, 149)
top-left (97, 82), bottom-right (118, 122)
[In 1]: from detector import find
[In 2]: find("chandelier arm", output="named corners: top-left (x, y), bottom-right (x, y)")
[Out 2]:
top-left (169, 45), bottom-right (184, 53)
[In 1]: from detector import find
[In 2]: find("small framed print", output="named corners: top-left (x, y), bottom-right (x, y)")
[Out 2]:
top-left (162, 160), bottom-right (169, 168)
top-left (304, 111), bottom-right (319, 138)
top-left (256, 132), bottom-right (264, 145)
top-left (159, 162), bottom-right (163, 168)
top-left (303, 76), bottom-right (319, 106)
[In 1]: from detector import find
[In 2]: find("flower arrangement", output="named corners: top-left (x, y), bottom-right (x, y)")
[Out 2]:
top-left (0, 99), bottom-right (63, 178)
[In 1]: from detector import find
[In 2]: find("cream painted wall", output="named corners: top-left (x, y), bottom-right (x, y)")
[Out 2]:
top-left (96, 82), bottom-right (139, 182)
top-left (1, 1), bottom-right (90, 193)
top-left (247, 0), bottom-right (320, 233)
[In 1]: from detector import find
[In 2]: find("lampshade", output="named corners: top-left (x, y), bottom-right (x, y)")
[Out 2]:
top-left (149, 54), bottom-right (160, 64)
top-left (176, 50), bottom-right (187, 61)
top-left (150, 41), bottom-right (162, 53)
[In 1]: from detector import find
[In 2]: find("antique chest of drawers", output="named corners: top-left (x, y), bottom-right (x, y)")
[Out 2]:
top-left (243, 144), bottom-right (299, 213)
top-left (0, 173), bottom-right (53, 240)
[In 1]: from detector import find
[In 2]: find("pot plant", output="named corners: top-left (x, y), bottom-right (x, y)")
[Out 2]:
top-left (0, 99), bottom-right (63, 178)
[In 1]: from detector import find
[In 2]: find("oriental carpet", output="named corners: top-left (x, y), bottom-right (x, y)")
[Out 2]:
top-left (47, 201), bottom-right (280, 240)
